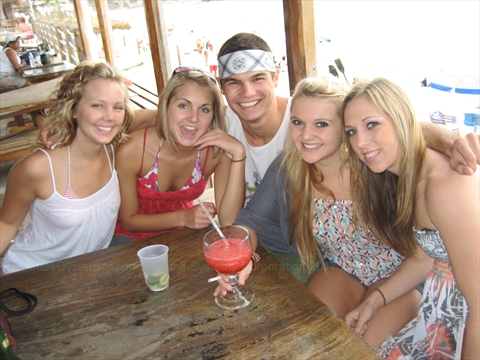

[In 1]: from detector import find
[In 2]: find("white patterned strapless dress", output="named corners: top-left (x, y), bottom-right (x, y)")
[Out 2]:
top-left (376, 228), bottom-right (468, 359)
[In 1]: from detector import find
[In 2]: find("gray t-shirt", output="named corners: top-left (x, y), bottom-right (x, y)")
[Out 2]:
top-left (234, 153), bottom-right (298, 256)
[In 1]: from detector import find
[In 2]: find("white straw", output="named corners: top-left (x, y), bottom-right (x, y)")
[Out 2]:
top-left (197, 199), bottom-right (227, 240)
top-left (207, 275), bottom-right (222, 283)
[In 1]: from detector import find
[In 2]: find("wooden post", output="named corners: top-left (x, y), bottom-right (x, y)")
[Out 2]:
top-left (73, 0), bottom-right (96, 61)
top-left (95, 0), bottom-right (115, 65)
top-left (283, 0), bottom-right (317, 94)
top-left (143, 0), bottom-right (170, 95)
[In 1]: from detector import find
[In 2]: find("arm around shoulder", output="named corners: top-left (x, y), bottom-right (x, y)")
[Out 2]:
top-left (421, 123), bottom-right (480, 175)
top-left (451, 132), bottom-right (480, 175)
top-left (130, 109), bottom-right (157, 133)
top-left (421, 122), bottom-right (457, 157)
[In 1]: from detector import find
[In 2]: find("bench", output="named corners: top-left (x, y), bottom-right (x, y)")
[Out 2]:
top-left (0, 128), bottom-right (42, 163)
top-left (0, 86), bottom-right (17, 94)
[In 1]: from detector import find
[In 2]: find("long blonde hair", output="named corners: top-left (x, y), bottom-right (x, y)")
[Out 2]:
top-left (282, 77), bottom-right (348, 273)
top-left (45, 61), bottom-right (134, 148)
top-left (156, 69), bottom-right (226, 156)
top-left (342, 78), bottom-right (426, 256)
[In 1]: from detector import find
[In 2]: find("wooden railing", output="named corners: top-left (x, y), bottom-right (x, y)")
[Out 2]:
top-left (128, 82), bottom-right (159, 109)
top-left (33, 21), bottom-right (81, 65)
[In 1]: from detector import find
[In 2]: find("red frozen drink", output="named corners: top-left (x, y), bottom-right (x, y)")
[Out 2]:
top-left (204, 238), bottom-right (252, 275)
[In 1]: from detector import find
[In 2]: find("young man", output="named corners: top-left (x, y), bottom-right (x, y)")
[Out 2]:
top-left (216, 33), bottom-right (290, 203)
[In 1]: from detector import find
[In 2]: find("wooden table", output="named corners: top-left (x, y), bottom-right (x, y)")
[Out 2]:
top-left (0, 227), bottom-right (381, 359)
top-left (0, 77), bottom-right (60, 124)
top-left (21, 61), bottom-right (74, 83)
top-left (0, 78), bottom-right (59, 161)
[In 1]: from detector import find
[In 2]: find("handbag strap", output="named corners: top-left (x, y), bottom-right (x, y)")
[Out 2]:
top-left (0, 288), bottom-right (37, 316)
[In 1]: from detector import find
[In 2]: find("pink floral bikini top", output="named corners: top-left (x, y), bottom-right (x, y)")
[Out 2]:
top-left (139, 139), bottom-right (204, 192)
top-left (114, 127), bottom-right (210, 240)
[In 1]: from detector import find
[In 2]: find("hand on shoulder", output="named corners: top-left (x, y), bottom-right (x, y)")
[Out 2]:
top-left (451, 132), bottom-right (480, 175)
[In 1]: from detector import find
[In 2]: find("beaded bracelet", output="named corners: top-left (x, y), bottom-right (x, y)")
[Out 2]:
top-left (231, 156), bottom-right (247, 163)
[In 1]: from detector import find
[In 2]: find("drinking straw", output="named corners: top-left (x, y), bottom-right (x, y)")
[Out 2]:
top-left (197, 199), bottom-right (228, 241)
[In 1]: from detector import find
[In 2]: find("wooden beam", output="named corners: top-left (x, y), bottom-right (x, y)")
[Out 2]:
top-left (283, 0), bottom-right (317, 94)
top-left (73, 0), bottom-right (94, 61)
top-left (95, 0), bottom-right (115, 65)
top-left (143, 0), bottom-right (170, 95)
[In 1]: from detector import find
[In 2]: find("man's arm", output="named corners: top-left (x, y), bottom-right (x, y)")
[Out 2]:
top-left (421, 122), bottom-right (480, 175)
top-left (130, 109), bottom-right (157, 133)
top-left (421, 122), bottom-right (457, 156)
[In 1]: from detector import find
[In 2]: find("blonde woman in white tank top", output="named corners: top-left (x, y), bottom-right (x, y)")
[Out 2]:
top-left (0, 61), bottom-right (134, 274)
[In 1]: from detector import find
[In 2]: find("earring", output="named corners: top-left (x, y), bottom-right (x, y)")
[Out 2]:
top-left (340, 142), bottom-right (349, 162)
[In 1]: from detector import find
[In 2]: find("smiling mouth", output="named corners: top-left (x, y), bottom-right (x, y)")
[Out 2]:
top-left (364, 150), bottom-right (380, 159)
top-left (181, 125), bottom-right (197, 136)
top-left (239, 100), bottom-right (260, 108)
top-left (96, 126), bottom-right (113, 132)
top-left (302, 143), bottom-right (322, 150)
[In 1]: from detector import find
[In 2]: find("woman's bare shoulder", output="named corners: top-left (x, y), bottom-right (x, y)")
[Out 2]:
top-left (117, 127), bottom-right (159, 162)
top-left (8, 149), bottom-right (54, 183)
top-left (118, 128), bottom-right (147, 152)
top-left (424, 150), bottom-right (479, 205)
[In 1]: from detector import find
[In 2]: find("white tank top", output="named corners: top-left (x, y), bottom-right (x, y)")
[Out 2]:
top-left (0, 47), bottom-right (19, 73)
top-left (2, 145), bottom-right (120, 274)
top-left (226, 97), bottom-right (291, 204)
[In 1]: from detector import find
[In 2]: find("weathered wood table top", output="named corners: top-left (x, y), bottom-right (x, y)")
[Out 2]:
top-left (0, 227), bottom-right (381, 359)
top-left (21, 62), bottom-right (75, 83)
top-left (0, 78), bottom-right (60, 119)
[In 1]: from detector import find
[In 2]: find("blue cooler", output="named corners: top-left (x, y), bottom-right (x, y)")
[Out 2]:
top-left (464, 113), bottom-right (480, 133)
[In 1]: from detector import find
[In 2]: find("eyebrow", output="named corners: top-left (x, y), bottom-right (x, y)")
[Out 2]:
top-left (361, 115), bottom-right (382, 122)
top-left (88, 98), bottom-right (124, 105)
top-left (291, 115), bottom-right (334, 122)
top-left (176, 98), bottom-right (213, 107)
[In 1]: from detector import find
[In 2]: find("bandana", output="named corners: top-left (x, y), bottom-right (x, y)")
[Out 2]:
top-left (218, 49), bottom-right (277, 79)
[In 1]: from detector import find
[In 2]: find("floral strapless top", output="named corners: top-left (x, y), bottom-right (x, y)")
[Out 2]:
top-left (413, 228), bottom-right (449, 262)
top-left (313, 199), bottom-right (404, 287)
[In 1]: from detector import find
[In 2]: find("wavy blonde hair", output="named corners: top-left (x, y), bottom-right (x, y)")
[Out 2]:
top-left (282, 77), bottom-right (348, 273)
top-left (156, 69), bottom-right (226, 156)
top-left (342, 78), bottom-right (426, 256)
top-left (44, 61), bottom-right (134, 148)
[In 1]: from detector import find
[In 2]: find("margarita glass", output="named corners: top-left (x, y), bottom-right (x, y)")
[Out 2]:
top-left (203, 225), bottom-right (254, 309)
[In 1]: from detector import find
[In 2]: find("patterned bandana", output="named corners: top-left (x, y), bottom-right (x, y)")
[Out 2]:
top-left (218, 49), bottom-right (277, 79)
